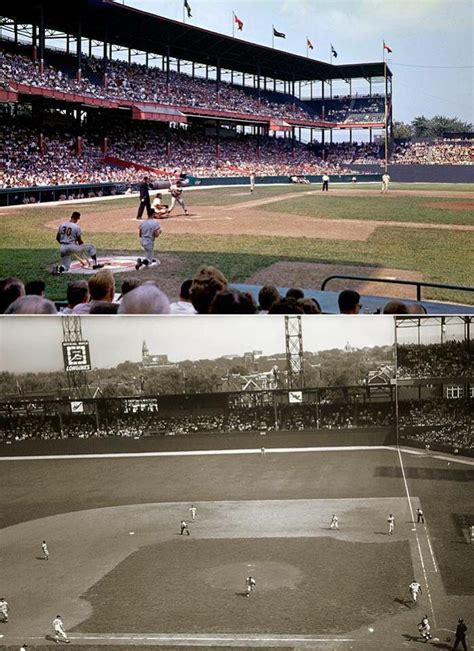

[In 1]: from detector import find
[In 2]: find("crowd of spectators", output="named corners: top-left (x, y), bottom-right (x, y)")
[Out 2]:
top-left (392, 139), bottom-right (474, 165)
top-left (399, 401), bottom-right (472, 450)
top-left (1, 268), bottom-right (431, 315)
top-left (397, 341), bottom-right (470, 378)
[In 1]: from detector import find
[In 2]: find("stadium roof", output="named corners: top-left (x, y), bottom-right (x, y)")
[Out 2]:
top-left (2, 0), bottom-right (391, 82)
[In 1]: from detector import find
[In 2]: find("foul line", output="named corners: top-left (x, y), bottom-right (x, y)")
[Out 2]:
top-left (397, 446), bottom-right (437, 626)
top-left (0, 444), bottom-right (391, 461)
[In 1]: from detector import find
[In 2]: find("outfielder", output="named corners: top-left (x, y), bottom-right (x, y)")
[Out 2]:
top-left (250, 172), bottom-right (256, 193)
top-left (167, 181), bottom-right (189, 216)
top-left (189, 505), bottom-right (197, 521)
top-left (246, 576), bottom-right (256, 596)
top-left (52, 615), bottom-right (70, 644)
top-left (387, 513), bottom-right (395, 535)
top-left (330, 514), bottom-right (339, 530)
top-left (136, 213), bottom-right (162, 271)
top-left (381, 172), bottom-right (390, 193)
top-left (55, 212), bottom-right (102, 273)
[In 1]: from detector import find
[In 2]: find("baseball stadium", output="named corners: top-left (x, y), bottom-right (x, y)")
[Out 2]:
top-left (0, 0), bottom-right (473, 314)
top-left (0, 314), bottom-right (472, 650)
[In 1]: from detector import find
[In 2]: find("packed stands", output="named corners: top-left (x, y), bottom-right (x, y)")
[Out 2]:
top-left (397, 341), bottom-right (470, 378)
top-left (392, 139), bottom-right (474, 164)
top-left (399, 401), bottom-right (472, 450)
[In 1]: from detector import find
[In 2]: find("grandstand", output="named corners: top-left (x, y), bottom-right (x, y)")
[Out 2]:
top-left (0, 0), bottom-right (392, 193)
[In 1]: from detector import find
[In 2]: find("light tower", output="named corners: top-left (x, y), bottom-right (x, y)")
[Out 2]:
top-left (62, 316), bottom-right (92, 400)
top-left (285, 316), bottom-right (305, 391)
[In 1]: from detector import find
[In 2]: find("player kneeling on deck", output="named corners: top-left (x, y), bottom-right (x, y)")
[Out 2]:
top-left (54, 212), bottom-right (103, 274)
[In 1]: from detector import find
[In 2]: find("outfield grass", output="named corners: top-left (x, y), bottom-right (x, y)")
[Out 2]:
top-left (0, 185), bottom-right (473, 304)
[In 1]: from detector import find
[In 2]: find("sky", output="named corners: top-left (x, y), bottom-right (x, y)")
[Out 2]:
top-left (0, 315), bottom-right (395, 373)
top-left (119, 0), bottom-right (474, 125)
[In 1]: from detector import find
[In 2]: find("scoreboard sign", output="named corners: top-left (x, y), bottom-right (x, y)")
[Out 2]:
top-left (62, 341), bottom-right (91, 372)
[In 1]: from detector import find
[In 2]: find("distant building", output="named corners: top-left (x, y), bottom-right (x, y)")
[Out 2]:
top-left (141, 341), bottom-right (171, 369)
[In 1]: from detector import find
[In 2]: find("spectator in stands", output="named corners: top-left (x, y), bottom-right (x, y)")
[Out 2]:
top-left (89, 301), bottom-right (119, 314)
top-left (209, 289), bottom-right (257, 314)
top-left (407, 303), bottom-right (428, 315)
top-left (25, 280), bottom-right (46, 296)
top-left (117, 282), bottom-right (170, 314)
top-left (286, 288), bottom-right (305, 300)
top-left (338, 290), bottom-right (361, 314)
top-left (170, 279), bottom-right (197, 314)
top-left (298, 297), bottom-right (321, 314)
top-left (119, 278), bottom-right (142, 298)
top-left (63, 280), bottom-right (90, 314)
top-left (4, 295), bottom-right (57, 314)
top-left (258, 285), bottom-right (281, 313)
top-left (383, 300), bottom-right (410, 314)
top-left (190, 266), bottom-right (228, 314)
top-left (82, 269), bottom-right (116, 314)
top-left (268, 297), bottom-right (305, 314)
top-left (0, 277), bottom-right (25, 313)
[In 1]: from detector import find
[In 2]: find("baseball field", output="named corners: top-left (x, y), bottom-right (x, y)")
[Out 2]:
top-left (0, 440), bottom-right (473, 650)
top-left (0, 182), bottom-right (473, 305)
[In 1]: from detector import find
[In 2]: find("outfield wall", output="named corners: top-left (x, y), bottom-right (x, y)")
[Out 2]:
top-left (0, 426), bottom-right (395, 457)
top-left (351, 163), bottom-right (474, 183)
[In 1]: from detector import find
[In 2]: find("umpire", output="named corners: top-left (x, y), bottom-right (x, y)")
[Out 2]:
top-left (453, 618), bottom-right (468, 651)
top-left (136, 176), bottom-right (153, 220)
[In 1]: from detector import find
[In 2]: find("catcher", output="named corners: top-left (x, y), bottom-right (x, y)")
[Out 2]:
top-left (54, 211), bottom-right (103, 274)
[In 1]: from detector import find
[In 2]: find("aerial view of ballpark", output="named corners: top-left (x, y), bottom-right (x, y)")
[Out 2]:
top-left (0, 0), bottom-right (472, 313)
top-left (0, 314), bottom-right (473, 651)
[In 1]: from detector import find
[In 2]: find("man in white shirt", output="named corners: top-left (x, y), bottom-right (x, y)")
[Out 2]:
top-left (170, 280), bottom-right (197, 314)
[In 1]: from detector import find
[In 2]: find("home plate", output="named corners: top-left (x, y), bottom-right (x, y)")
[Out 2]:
top-left (64, 256), bottom-right (148, 274)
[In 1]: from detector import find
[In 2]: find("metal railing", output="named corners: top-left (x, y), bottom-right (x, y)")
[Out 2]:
top-left (320, 275), bottom-right (474, 303)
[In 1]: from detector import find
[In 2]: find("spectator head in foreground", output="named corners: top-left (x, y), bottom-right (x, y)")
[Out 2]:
top-left (66, 280), bottom-right (89, 309)
top-left (298, 297), bottom-right (321, 314)
top-left (268, 297), bottom-right (305, 314)
top-left (258, 285), bottom-right (280, 313)
top-left (170, 279), bottom-right (197, 314)
top-left (89, 301), bottom-right (119, 314)
top-left (338, 290), bottom-right (361, 314)
top-left (120, 278), bottom-right (141, 297)
top-left (286, 287), bottom-right (305, 300)
top-left (209, 289), bottom-right (258, 314)
top-left (4, 295), bottom-right (57, 314)
top-left (383, 300), bottom-right (410, 315)
top-left (25, 280), bottom-right (46, 296)
top-left (118, 282), bottom-right (170, 314)
top-left (88, 269), bottom-right (115, 302)
top-left (0, 277), bottom-right (25, 313)
top-left (190, 266), bottom-right (228, 314)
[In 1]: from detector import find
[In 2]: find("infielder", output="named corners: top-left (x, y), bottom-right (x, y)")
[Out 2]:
top-left (330, 514), bottom-right (339, 530)
top-left (41, 540), bottom-right (49, 561)
top-left (55, 212), bottom-right (102, 273)
top-left (180, 520), bottom-right (190, 536)
top-left (387, 513), bottom-right (395, 535)
top-left (246, 576), bottom-right (256, 596)
top-left (136, 213), bottom-right (162, 271)
top-left (52, 615), bottom-right (70, 644)
top-left (189, 505), bottom-right (197, 521)
top-left (167, 181), bottom-right (188, 216)
top-left (381, 172), bottom-right (390, 193)
top-left (0, 597), bottom-right (9, 622)
top-left (250, 172), bottom-right (256, 193)
top-left (409, 580), bottom-right (422, 604)
top-left (416, 508), bottom-right (425, 524)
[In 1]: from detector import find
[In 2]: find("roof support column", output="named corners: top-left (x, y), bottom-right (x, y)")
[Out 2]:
top-left (66, 33), bottom-right (70, 55)
top-left (216, 57), bottom-right (221, 104)
top-left (102, 29), bottom-right (108, 87)
top-left (128, 47), bottom-right (131, 64)
top-left (145, 51), bottom-right (149, 68)
top-left (256, 124), bottom-right (261, 161)
top-left (88, 38), bottom-right (92, 58)
top-left (13, 19), bottom-right (18, 46)
top-left (38, 4), bottom-right (45, 74)
top-left (349, 128), bottom-right (352, 144)
top-left (257, 65), bottom-right (261, 107)
top-left (273, 78), bottom-right (276, 92)
top-left (32, 23), bottom-right (37, 61)
top-left (369, 127), bottom-right (373, 143)
top-left (242, 72), bottom-right (245, 87)
top-left (166, 124), bottom-right (171, 161)
top-left (166, 46), bottom-right (170, 95)
top-left (291, 126), bottom-right (295, 156)
top-left (76, 19), bottom-right (82, 81)
top-left (369, 77), bottom-right (372, 98)
top-left (215, 120), bottom-right (220, 164)
top-left (292, 77), bottom-right (296, 112)
top-left (192, 61), bottom-right (195, 78)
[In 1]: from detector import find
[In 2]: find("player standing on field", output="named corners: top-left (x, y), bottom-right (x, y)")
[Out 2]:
top-left (189, 505), bottom-right (197, 521)
top-left (136, 213), bottom-right (162, 271)
top-left (409, 580), bottom-right (422, 604)
top-left (180, 520), bottom-right (190, 535)
top-left (0, 597), bottom-right (9, 622)
top-left (42, 540), bottom-right (49, 561)
top-left (330, 514), bottom-right (339, 530)
top-left (52, 615), bottom-right (70, 644)
top-left (416, 508), bottom-right (425, 524)
top-left (250, 172), bottom-right (256, 193)
top-left (387, 513), bottom-right (395, 535)
top-left (167, 181), bottom-right (189, 216)
top-left (245, 576), bottom-right (256, 596)
top-left (418, 615), bottom-right (433, 641)
top-left (381, 172), bottom-right (390, 193)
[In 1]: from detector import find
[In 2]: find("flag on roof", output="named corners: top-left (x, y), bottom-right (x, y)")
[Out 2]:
top-left (383, 41), bottom-right (393, 53)
top-left (307, 37), bottom-right (314, 50)
top-left (273, 27), bottom-right (286, 39)
top-left (234, 14), bottom-right (244, 31)
top-left (331, 44), bottom-right (338, 58)
top-left (184, 0), bottom-right (192, 18)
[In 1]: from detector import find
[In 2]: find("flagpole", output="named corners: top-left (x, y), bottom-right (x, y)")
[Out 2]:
top-left (272, 25), bottom-right (274, 49)
top-left (183, 3), bottom-right (186, 24)
top-left (232, 11), bottom-right (235, 38)
top-left (384, 59), bottom-right (388, 173)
